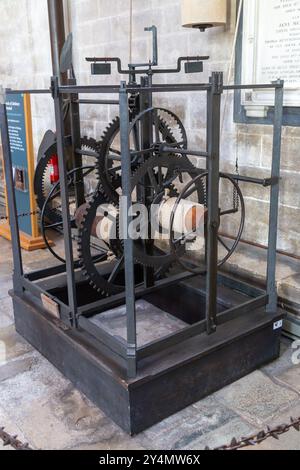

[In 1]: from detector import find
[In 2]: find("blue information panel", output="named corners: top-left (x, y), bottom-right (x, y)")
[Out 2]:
top-left (6, 93), bottom-right (32, 236)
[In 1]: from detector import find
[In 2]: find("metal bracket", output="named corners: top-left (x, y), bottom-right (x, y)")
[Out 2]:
top-left (50, 76), bottom-right (59, 99)
top-left (272, 78), bottom-right (285, 88)
top-left (211, 72), bottom-right (224, 94)
top-left (127, 343), bottom-right (137, 361)
top-left (144, 25), bottom-right (158, 66)
top-left (263, 176), bottom-right (280, 187)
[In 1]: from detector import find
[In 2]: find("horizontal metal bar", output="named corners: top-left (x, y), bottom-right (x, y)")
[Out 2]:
top-left (78, 316), bottom-right (127, 358)
top-left (78, 271), bottom-right (197, 317)
top-left (60, 84), bottom-right (211, 95)
top-left (126, 85), bottom-right (211, 93)
top-left (137, 294), bottom-right (268, 360)
top-left (224, 83), bottom-right (284, 90)
top-left (129, 62), bottom-right (151, 67)
top-left (75, 148), bottom-right (99, 158)
top-left (218, 272), bottom-right (265, 297)
top-left (137, 321), bottom-right (206, 360)
top-left (78, 296), bottom-right (127, 318)
top-left (25, 253), bottom-right (107, 282)
top-left (25, 264), bottom-right (68, 281)
top-left (224, 173), bottom-right (278, 187)
top-left (59, 85), bottom-right (120, 94)
top-left (133, 82), bottom-right (279, 91)
top-left (4, 82), bottom-right (283, 97)
top-left (217, 294), bottom-right (268, 325)
top-left (145, 83), bottom-right (207, 88)
top-left (5, 88), bottom-right (51, 95)
top-left (77, 99), bottom-right (119, 105)
top-left (24, 258), bottom-right (89, 282)
top-left (220, 208), bottom-right (238, 217)
top-left (161, 146), bottom-right (209, 158)
top-left (130, 148), bottom-right (153, 157)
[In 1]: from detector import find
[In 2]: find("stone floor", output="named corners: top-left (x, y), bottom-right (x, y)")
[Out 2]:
top-left (0, 230), bottom-right (300, 450)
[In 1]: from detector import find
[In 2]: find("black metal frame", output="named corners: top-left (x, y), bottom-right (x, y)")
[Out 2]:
top-left (0, 74), bottom-right (284, 379)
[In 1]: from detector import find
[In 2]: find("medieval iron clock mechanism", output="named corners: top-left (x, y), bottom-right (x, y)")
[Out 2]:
top-left (34, 26), bottom-right (245, 293)
top-left (1, 24), bottom-right (284, 434)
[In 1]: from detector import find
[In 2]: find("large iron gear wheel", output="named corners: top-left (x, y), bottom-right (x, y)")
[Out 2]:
top-left (34, 136), bottom-right (101, 224)
top-left (77, 186), bottom-right (174, 296)
top-left (130, 153), bottom-right (206, 269)
top-left (77, 189), bottom-right (126, 296)
top-left (169, 172), bottom-right (246, 274)
top-left (96, 108), bottom-right (187, 204)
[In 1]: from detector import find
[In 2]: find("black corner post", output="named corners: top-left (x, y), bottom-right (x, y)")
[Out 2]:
top-left (0, 95), bottom-right (23, 294)
top-left (51, 76), bottom-right (78, 327)
top-left (70, 79), bottom-right (85, 208)
top-left (140, 75), bottom-right (155, 288)
top-left (119, 81), bottom-right (137, 378)
top-left (47, 0), bottom-right (72, 137)
top-left (47, 0), bottom-right (67, 84)
top-left (266, 80), bottom-right (284, 313)
top-left (205, 72), bottom-right (223, 334)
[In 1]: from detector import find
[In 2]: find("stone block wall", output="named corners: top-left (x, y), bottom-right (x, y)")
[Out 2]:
top-left (0, 0), bottom-right (300, 259)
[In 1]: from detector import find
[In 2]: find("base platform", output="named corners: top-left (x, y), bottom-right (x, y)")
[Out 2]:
top-left (10, 273), bottom-right (284, 435)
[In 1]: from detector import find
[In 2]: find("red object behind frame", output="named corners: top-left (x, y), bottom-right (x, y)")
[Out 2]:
top-left (49, 155), bottom-right (59, 184)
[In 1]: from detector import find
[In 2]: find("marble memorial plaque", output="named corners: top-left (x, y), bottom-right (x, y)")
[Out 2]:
top-left (242, 0), bottom-right (300, 110)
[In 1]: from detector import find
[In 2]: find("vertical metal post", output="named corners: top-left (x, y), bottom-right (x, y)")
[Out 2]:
top-left (70, 78), bottom-right (85, 208)
top-left (51, 76), bottom-right (77, 326)
top-left (47, 0), bottom-right (71, 139)
top-left (206, 79), bottom-right (212, 172)
top-left (266, 80), bottom-right (284, 313)
top-left (204, 77), bottom-right (212, 264)
top-left (140, 76), bottom-right (155, 288)
top-left (205, 72), bottom-right (223, 334)
top-left (0, 97), bottom-right (23, 294)
top-left (119, 82), bottom-right (137, 378)
top-left (47, 0), bottom-right (67, 83)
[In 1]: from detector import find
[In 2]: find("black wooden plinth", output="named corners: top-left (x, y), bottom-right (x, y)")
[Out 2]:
top-left (11, 291), bottom-right (283, 435)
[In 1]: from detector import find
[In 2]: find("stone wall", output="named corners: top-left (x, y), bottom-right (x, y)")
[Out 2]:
top-left (0, 0), bottom-right (300, 258)
top-left (0, 0), bottom-right (54, 150)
